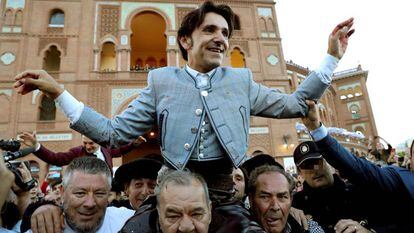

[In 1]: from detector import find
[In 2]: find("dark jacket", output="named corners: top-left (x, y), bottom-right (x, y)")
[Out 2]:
top-left (34, 143), bottom-right (135, 170)
top-left (316, 135), bottom-right (414, 232)
top-left (293, 174), bottom-right (367, 233)
top-left (120, 196), bottom-right (255, 233)
top-left (247, 214), bottom-right (308, 233)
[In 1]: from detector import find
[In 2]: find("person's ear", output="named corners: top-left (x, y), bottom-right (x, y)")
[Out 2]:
top-left (179, 36), bottom-right (192, 50)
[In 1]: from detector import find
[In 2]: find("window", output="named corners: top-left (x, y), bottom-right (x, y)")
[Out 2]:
top-left (349, 104), bottom-right (361, 119)
top-left (49, 9), bottom-right (64, 27)
top-left (4, 9), bottom-right (13, 25)
top-left (234, 15), bottom-right (241, 30)
top-left (100, 42), bottom-right (116, 71)
top-left (42, 45), bottom-right (61, 71)
top-left (15, 10), bottom-right (23, 25)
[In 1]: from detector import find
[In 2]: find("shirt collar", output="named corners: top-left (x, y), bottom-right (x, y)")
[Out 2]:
top-left (185, 65), bottom-right (216, 78)
top-left (93, 146), bottom-right (101, 154)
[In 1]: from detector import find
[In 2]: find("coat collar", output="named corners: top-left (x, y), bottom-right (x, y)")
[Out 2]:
top-left (181, 66), bottom-right (222, 90)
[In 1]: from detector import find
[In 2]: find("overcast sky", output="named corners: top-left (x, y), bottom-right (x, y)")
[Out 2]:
top-left (275, 0), bottom-right (414, 147)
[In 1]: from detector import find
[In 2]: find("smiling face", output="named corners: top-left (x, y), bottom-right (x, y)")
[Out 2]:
top-left (82, 136), bottom-right (99, 154)
top-left (249, 172), bottom-right (291, 233)
top-left (180, 12), bottom-right (229, 73)
top-left (125, 178), bottom-right (157, 210)
top-left (63, 171), bottom-right (109, 233)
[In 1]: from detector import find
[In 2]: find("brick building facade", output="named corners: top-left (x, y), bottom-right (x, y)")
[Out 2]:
top-left (0, 0), bottom-right (376, 179)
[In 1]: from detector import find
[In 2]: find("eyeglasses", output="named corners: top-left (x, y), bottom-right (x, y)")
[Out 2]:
top-left (298, 158), bottom-right (323, 170)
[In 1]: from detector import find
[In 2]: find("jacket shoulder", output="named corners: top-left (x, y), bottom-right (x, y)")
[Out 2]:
top-left (149, 67), bottom-right (181, 76)
top-left (221, 67), bottom-right (251, 76)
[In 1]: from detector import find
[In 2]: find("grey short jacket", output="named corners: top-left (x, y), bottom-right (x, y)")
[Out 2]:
top-left (71, 66), bottom-right (328, 169)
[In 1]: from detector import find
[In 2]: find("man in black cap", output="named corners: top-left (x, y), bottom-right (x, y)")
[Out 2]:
top-left (114, 157), bottom-right (162, 210)
top-left (292, 141), bottom-right (371, 233)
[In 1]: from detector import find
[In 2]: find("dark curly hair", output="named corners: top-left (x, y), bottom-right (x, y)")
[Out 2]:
top-left (177, 1), bottom-right (235, 61)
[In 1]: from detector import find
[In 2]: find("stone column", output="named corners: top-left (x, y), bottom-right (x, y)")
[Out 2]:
top-left (165, 31), bottom-right (179, 67)
top-left (118, 30), bottom-right (132, 71)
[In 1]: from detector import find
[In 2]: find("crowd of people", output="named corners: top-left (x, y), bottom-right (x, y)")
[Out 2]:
top-left (1, 1), bottom-right (412, 232)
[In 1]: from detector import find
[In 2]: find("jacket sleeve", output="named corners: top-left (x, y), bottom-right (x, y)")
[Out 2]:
top-left (34, 145), bottom-right (83, 166)
top-left (108, 142), bottom-right (136, 158)
top-left (249, 69), bottom-right (329, 118)
top-left (315, 134), bottom-right (404, 193)
top-left (70, 71), bottom-right (157, 148)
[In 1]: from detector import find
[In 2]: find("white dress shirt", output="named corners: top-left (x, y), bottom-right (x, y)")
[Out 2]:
top-left (25, 207), bottom-right (134, 233)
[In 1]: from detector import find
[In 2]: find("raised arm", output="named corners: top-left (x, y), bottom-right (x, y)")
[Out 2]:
top-left (20, 132), bottom-right (81, 166)
top-left (250, 18), bottom-right (355, 118)
top-left (302, 100), bottom-right (404, 193)
top-left (14, 70), bottom-right (156, 148)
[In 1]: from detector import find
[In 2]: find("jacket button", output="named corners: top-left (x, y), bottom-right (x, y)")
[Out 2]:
top-left (195, 109), bottom-right (202, 116)
top-left (201, 90), bottom-right (208, 97)
top-left (191, 127), bottom-right (198, 134)
top-left (200, 137), bottom-right (204, 142)
top-left (199, 145), bottom-right (204, 150)
top-left (184, 143), bottom-right (191, 150)
top-left (199, 153), bottom-right (204, 158)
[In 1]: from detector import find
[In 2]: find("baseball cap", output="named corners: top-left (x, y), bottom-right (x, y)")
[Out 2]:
top-left (293, 141), bottom-right (323, 167)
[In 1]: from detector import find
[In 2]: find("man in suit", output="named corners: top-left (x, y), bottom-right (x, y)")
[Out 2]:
top-left (19, 132), bottom-right (145, 172)
top-left (14, 1), bottom-right (354, 200)
top-left (301, 100), bottom-right (414, 232)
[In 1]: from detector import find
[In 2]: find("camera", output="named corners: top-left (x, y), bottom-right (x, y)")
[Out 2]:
top-left (0, 139), bottom-right (21, 152)
top-left (5, 161), bottom-right (33, 191)
top-left (1, 139), bottom-right (36, 191)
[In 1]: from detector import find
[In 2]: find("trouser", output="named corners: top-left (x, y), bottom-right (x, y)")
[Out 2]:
top-left (186, 158), bottom-right (235, 206)
top-left (164, 157), bottom-right (235, 205)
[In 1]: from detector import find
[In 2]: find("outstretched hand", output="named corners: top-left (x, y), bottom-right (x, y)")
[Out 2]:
top-left (301, 100), bottom-right (321, 131)
top-left (14, 70), bottom-right (64, 99)
top-left (20, 131), bottom-right (38, 148)
top-left (328, 17), bottom-right (355, 60)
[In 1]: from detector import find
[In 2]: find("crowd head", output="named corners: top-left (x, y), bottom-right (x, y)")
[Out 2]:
top-left (248, 165), bottom-right (295, 233)
top-left (114, 158), bottom-right (162, 210)
top-left (177, 1), bottom-right (234, 72)
top-left (62, 156), bottom-right (111, 233)
top-left (82, 136), bottom-right (100, 154)
top-left (156, 170), bottom-right (212, 233)
top-left (294, 141), bottom-right (334, 188)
